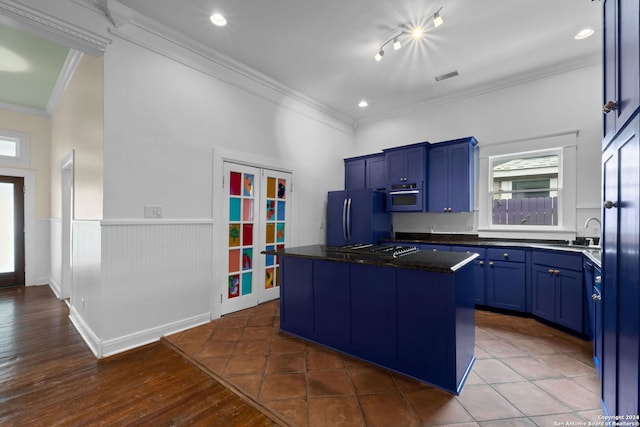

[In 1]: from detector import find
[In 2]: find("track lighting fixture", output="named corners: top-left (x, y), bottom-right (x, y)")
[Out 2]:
top-left (374, 7), bottom-right (444, 62)
top-left (433, 7), bottom-right (443, 28)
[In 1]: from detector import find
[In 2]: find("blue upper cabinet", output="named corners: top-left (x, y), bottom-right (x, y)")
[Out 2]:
top-left (384, 143), bottom-right (428, 185)
top-left (344, 153), bottom-right (387, 191)
top-left (603, 0), bottom-right (640, 149)
top-left (383, 143), bottom-right (429, 212)
top-left (428, 137), bottom-right (478, 213)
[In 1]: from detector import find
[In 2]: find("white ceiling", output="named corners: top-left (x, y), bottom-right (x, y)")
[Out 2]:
top-left (116, 0), bottom-right (603, 124)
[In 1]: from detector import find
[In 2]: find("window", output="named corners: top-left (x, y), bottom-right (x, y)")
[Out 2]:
top-left (0, 130), bottom-right (29, 167)
top-left (490, 150), bottom-right (560, 226)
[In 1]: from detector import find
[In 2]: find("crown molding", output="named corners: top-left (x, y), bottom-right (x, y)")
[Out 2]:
top-left (110, 7), bottom-right (355, 134)
top-left (0, 0), bottom-right (111, 55)
top-left (46, 50), bottom-right (84, 116)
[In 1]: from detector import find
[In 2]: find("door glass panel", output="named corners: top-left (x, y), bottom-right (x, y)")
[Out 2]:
top-left (264, 174), bottom-right (287, 290)
top-left (0, 182), bottom-right (14, 273)
top-left (228, 170), bottom-right (256, 299)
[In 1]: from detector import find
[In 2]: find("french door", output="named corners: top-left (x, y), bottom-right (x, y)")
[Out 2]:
top-left (221, 162), bottom-right (291, 315)
top-left (0, 176), bottom-right (25, 287)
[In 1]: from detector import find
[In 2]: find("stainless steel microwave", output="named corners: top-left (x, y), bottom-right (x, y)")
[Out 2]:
top-left (387, 183), bottom-right (424, 212)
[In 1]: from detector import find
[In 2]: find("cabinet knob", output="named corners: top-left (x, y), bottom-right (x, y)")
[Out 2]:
top-left (489, 261), bottom-right (494, 266)
top-left (548, 268), bottom-right (555, 274)
top-left (479, 261), bottom-right (484, 265)
top-left (603, 100), bottom-right (618, 114)
top-left (603, 200), bottom-right (618, 209)
top-left (443, 207), bottom-right (448, 212)
top-left (503, 253), bottom-right (509, 258)
top-left (592, 293), bottom-right (602, 302)
top-left (448, 208), bottom-right (452, 212)
top-left (554, 269), bottom-right (560, 275)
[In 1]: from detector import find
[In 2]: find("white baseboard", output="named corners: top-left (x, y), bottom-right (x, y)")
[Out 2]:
top-left (69, 307), bottom-right (212, 358)
top-left (48, 280), bottom-right (62, 299)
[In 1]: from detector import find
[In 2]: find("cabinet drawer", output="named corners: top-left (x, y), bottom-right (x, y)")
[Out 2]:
top-left (532, 251), bottom-right (582, 271)
top-left (487, 248), bottom-right (525, 262)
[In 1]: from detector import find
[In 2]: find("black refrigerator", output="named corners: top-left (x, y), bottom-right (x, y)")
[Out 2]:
top-left (326, 189), bottom-right (391, 246)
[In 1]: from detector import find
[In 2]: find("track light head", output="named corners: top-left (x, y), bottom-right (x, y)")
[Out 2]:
top-left (375, 50), bottom-right (384, 61)
top-left (433, 8), bottom-right (443, 28)
top-left (393, 38), bottom-right (402, 50)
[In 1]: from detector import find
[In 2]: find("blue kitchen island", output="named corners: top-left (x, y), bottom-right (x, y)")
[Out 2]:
top-left (265, 244), bottom-right (478, 394)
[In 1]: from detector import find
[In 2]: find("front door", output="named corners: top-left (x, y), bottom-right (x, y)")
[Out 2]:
top-left (221, 162), bottom-right (291, 315)
top-left (0, 176), bottom-right (25, 287)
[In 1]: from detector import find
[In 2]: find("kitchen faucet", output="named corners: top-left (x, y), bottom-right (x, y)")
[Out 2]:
top-left (584, 217), bottom-right (601, 247)
top-left (584, 217), bottom-right (601, 228)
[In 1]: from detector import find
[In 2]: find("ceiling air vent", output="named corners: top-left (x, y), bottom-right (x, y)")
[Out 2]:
top-left (434, 71), bottom-right (459, 82)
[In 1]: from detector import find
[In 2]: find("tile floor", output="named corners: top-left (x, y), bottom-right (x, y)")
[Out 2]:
top-left (165, 301), bottom-right (602, 427)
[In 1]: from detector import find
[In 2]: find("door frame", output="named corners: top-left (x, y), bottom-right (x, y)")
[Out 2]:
top-left (212, 146), bottom-right (295, 320)
top-left (0, 167), bottom-right (35, 286)
top-left (60, 151), bottom-right (74, 300)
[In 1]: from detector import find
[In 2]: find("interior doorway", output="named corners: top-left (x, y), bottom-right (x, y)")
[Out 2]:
top-left (0, 176), bottom-right (25, 287)
top-left (60, 151), bottom-right (74, 299)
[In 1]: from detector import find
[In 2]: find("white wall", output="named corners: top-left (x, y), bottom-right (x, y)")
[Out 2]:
top-left (93, 22), bottom-right (354, 355)
top-left (354, 63), bottom-right (603, 240)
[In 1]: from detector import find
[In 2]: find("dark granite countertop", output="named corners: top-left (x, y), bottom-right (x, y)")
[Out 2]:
top-left (263, 244), bottom-right (478, 273)
top-left (389, 233), bottom-right (601, 267)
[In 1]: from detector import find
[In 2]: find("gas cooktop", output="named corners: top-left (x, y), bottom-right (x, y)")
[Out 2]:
top-left (326, 243), bottom-right (419, 258)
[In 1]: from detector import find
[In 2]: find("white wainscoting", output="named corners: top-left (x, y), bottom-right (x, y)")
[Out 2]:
top-left (49, 218), bottom-right (62, 297)
top-left (29, 219), bottom-right (51, 287)
top-left (96, 220), bottom-right (214, 357)
top-left (68, 220), bottom-right (102, 356)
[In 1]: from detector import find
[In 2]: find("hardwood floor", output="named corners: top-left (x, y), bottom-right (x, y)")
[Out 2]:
top-left (0, 285), bottom-right (277, 427)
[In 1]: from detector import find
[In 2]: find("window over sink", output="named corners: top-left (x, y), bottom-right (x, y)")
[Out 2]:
top-left (490, 150), bottom-right (560, 226)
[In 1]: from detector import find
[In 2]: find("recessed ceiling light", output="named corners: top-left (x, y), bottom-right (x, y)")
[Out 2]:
top-left (575, 28), bottom-right (594, 40)
top-left (210, 13), bottom-right (227, 27)
top-left (358, 100), bottom-right (369, 108)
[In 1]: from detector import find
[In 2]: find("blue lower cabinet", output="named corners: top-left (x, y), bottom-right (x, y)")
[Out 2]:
top-left (487, 260), bottom-right (526, 312)
top-left (313, 261), bottom-right (350, 350)
top-left (279, 257), bottom-right (314, 335)
top-left (350, 264), bottom-right (397, 364)
top-left (277, 254), bottom-right (475, 394)
top-left (450, 246), bottom-right (486, 305)
top-left (531, 251), bottom-right (584, 334)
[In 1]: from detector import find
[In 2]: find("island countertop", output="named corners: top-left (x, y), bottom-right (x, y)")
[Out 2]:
top-left (263, 244), bottom-right (478, 273)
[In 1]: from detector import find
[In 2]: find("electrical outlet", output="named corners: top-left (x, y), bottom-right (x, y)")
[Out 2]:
top-left (144, 205), bottom-right (163, 218)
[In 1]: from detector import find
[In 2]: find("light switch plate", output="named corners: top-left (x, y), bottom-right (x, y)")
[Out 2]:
top-left (144, 205), bottom-right (163, 218)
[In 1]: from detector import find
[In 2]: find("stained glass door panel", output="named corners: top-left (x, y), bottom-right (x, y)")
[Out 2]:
top-left (223, 163), bottom-right (260, 313)
top-left (260, 170), bottom-right (291, 303)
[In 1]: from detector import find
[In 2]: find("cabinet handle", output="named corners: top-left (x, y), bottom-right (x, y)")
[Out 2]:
top-left (603, 100), bottom-right (618, 113)
top-left (604, 200), bottom-right (618, 209)
top-left (592, 293), bottom-right (602, 302)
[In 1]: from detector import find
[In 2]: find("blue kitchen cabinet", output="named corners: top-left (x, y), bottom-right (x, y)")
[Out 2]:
top-left (279, 257), bottom-right (314, 336)
top-left (344, 153), bottom-right (387, 191)
top-left (531, 251), bottom-right (584, 333)
top-left (584, 258), bottom-right (602, 377)
top-left (366, 154), bottom-right (387, 191)
top-left (601, 116), bottom-right (640, 418)
top-left (486, 248), bottom-right (526, 312)
top-left (602, 0), bottom-right (640, 149)
top-left (350, 264), bottom-right (397, 364)
top-left (384, 143), bottom-right (428, 185)
top-left (313, 260), bottom-right (350, 350)
top-left (451, 246), bottom-right (486, 305)
top-left (419, 244), bottom-right (451, 252)
top-left (428, 137), bottom-right (478, 213)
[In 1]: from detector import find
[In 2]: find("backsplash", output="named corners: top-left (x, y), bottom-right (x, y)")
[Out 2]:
top-left (392, 212), bottom-right (477, 234)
